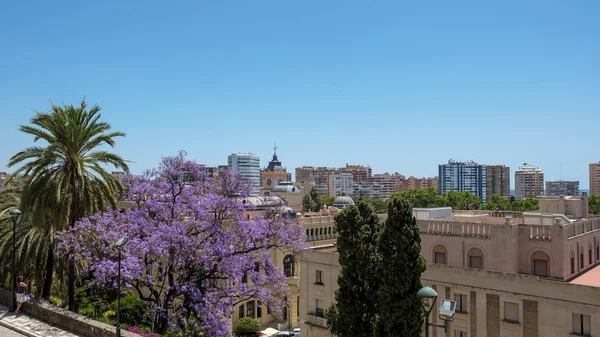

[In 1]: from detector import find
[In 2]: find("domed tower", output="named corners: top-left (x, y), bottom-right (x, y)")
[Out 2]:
top-left (260, 143), bottom-right (292, 195)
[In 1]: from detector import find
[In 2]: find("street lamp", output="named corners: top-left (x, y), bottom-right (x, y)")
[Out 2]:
top-left (9, 209), bottom-right (26, 312)
top-left (114, 237), bottom-right (129, 337)
top-left (417, 287), bottom-right (456, 337)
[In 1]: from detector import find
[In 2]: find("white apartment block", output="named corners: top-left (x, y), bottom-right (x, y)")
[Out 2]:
top-left (515, 165), bottom-right (544, 199)
top-left (228, 153), bottom-right (260, 196)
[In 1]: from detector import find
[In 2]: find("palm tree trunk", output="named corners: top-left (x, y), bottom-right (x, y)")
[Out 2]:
top-left (42, 244), bottom-right (54, 299)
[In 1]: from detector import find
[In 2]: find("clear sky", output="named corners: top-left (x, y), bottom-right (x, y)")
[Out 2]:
top-left (1, 1), bottom-right (598, 188)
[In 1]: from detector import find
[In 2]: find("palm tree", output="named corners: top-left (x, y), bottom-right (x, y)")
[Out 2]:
top-left (8, 99), bottom-right (129, 310)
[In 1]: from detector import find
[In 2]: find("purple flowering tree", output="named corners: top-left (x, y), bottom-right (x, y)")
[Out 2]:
top-left (57, 154), bottom-right (307, 336)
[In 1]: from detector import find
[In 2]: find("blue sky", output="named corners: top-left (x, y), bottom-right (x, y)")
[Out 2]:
top-left (1, 1), bottom-right (598, 188)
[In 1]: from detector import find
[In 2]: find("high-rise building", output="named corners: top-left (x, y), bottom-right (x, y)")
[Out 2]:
top-left (546, 180), bottom-right (580, 197)
top-left (228, 153), bottom-right (260, 196)
top-left (590, 162), bottom-right (600, 196)
top-left (366, 173), bottom-right (405, 198)
top-left (485, 165), bottom-right (511, 200)
top-left (438, 160), bottom-right (487, 202)
top-left (515, 164), bottom-right (544, 199)
top-left (338, 164), bottom-right (372, 182)
top-left (328, 173), bottom-right (354, 196)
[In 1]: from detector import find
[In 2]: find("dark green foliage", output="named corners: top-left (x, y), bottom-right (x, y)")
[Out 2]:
top-left (235, 317), bottom-right (260, 337)
top-left (111, 293), bottom-right (151, 326)
top-left (508, 197), bottom-right (539, 212)
top-left (388, 187), bottom-right (442, 208)
top-left (590, 195), bottom-right (600, 215)
top-left (303, 187), bottom-right (323, 212)
top-left (320, 196), bottom-right (336, 207)
top-left (327, 201), bottom-right (381, 337)
top-left (375, 196), bottom-right (426, 337)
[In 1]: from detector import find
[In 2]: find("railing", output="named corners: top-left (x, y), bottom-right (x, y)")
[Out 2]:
top-left (455, 210), bottom-right (523, 218)
top-left (529, 226), bottom-right (552, 241)
top-left (306, 312), bottom-right (329, 329)
top-left (418, 221), bottom-right (492, 239)
top-left (566, 217), bottom-right (600, 239)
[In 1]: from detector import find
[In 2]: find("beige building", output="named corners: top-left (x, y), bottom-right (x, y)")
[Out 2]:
top-left (259, 149), bottom-right (292, 196)
top-left (300, 195), bottom-right (600, 337)
top-left (338, 164), bottom-right (372, 182)
top-left (591, 162), bottom-right (600, 196)
top-left (486, 165), bottom-right (510, 200)
top-left (545, 180), bottom-right (580, 197)
top-left (231, 196), bottom-right (344, 334)
top-left (397, 176), bottom-right (439, 192)
top-left (515, 164), bottom-right (544, 199)
top-left (365, 173), bottom-right (404, 198)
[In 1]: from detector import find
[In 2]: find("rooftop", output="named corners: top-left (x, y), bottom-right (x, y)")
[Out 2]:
top-left (570, 264), bottom-right (600, 287)
top-left (312, 244), bottom-right (338, 254)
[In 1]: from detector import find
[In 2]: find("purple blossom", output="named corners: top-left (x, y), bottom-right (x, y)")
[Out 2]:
top-left (57, 154), bottom-right (307, 336)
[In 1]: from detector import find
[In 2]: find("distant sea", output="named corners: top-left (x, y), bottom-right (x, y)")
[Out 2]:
top-left (509, 189), bottom-right (590, 196)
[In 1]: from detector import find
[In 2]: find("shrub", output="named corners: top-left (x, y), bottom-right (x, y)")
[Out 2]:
top-left (235, 317), bottom-right (260, 337)
top-left (110, 293), bottom-right (150, 326)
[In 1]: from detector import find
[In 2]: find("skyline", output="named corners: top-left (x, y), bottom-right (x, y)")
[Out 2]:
top-left (1, 1), bottom-right (599, 188)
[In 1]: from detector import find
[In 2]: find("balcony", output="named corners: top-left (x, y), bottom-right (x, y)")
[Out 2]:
top-left (306, 312), bottom-right (328, 329)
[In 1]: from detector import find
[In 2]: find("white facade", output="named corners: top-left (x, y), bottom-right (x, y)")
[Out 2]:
top-left (228, 153), bottom-right (260, 196)
top-left (328, 173), bottom-right (354, 197)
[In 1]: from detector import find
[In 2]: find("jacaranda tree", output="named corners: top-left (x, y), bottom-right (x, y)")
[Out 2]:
top-left (57, 154), bottom-right (307, 336)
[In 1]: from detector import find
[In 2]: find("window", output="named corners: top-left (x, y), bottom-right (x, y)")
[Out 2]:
top-left (581, 253), bottom-right (584, 269)
top-left (433, 245), bottom-right (447, 264)
top-left (297, 296), bottom-right (300, 317)
top-left (468, 248), bottom-right (484, 269)
top-left (257, 301), bottom-right (262, 318)
top-left (246, 300), bottom-right (255, 318)
top-left (316, 270), bottom-right (323, 285)
top-left (453, 331), bottom-right (466, 337)
top-left (316, 299), bottom-right (324, 318)
top-left (242, 272), bottom-right (247, 284)
top-left (504, 302), bottom-right (519, 323)
top-left (573, 313), bottom-right (591, 336)
top-left (255, 263), bottom-right (260, 272)
top-left (533, 259), bottom-right (548, 277)
top-left (454, 293), bottom-right (467, 313)
top-left (267, 305), bottom-right (271, 315)
top-left (239, 303), bottom-right (245, 318)
top-left (284, 255), bottom-right (295, 277)
top-left (597, 245), bottom-right (599, 261)
top-left (571, 257), bottom-right (575, 274)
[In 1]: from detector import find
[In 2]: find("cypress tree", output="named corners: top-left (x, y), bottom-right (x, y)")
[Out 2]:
top-left (376, 196), bottom-right (426, 337)
top-left (327, 201), bottom-right (381, 337)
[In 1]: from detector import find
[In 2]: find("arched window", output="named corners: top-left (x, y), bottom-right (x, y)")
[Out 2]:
top-left (433, 245), bottom-right (447, 264)
top-left (570, 250), bottom-right (575, 274)
top-left (284, 255), bottom-right (295, 277)
top-left (596, 238), bottom-right (599, 261)
top-left (532, 251), bottom-right (550, 277)
top-left (467, 248), bottom-right (484, 269)
top-left (589, 243), bottom-right (593, 265)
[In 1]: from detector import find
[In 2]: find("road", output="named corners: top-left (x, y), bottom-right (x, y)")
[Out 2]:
top-left (0, 325), bottom-right (26, 336)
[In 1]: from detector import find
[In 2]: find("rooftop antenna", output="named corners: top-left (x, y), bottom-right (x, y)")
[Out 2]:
top-left (273, 141), bottom-right (277, 154)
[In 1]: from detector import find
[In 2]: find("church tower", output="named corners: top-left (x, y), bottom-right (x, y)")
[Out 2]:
top-left (260, 143), bottom-right (292, 195)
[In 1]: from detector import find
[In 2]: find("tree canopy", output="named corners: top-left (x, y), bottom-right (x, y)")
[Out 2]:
top-left (57, 154), bottom-right (307, 336)
top-left (589, 195), bottom-right (600, 215)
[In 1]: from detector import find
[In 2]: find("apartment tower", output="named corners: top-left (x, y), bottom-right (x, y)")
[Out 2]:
top-left (485, 165), bottom-right (510, 200)
top-left (438, 160), bottom-right (487, 202)
top-left (514, 164), bottom-right (544, 199)
top-left (590, 162), bottom-right (600, 195)
top-left (228, 153), bottom-right (260, 196)
top-left (546, 180), bottom-right (580, 197)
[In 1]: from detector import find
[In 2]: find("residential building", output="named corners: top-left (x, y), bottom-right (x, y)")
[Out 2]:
top-left (228, 153), bottom-right (260, 196)
top-left (300, 195), bottom-right (600, 337)
top-left (515, 164), bottom-right (544, 199)
top-left (313, 167), bottom-right (338, 197)
top-left (0, 172), bottom-right (10, 189)
top-left (295, 166), bottom-right (315, 188)
top-left (546, 180), bottom-right (580, 197)
top-left (438, 160), bottom-right (487, 202)
top-left (260, 148), bottom-right (292, 196)
top-left (365, 173), bottom-right (404, 198)
top-left (485, 165), bottom-right (510, 200)
top-left (338, 164), bottom-right (372, 182)
top-left (591, 162), bottom-right (600, 196)
top-left (352, 181), bottom-right (381, 198)
top-left (328, 173), bottom-right (354, 197)
top-left (397, 176), bottom-right (439, 192)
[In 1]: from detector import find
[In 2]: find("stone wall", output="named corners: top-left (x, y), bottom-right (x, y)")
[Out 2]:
top-left (0, 288), bottom-right (138, 337)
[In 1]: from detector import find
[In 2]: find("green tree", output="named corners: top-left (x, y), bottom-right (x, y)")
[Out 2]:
top-left (235, 317), bottom-right (260, 337)
top-left (510, 197), bottom-right (539, 212)
top-left (389, 187), bottom-right (443, 208)
top-left (366, 197), bottom-right (387, 214)
top-left (376, 196), bottom-right (426, 337)
top-left (302, 187), bottom-right (322, 212)
top-left (320, 196), bottom-right (336, 207)
top-left (327, 201), bottom-right (381, 337)
top-left (589, 195), bottom-right (600, 215)
top-left (482, 194), bottom-right (511, 211)
top-left (441, 191), bottom-right (481, 210)
top-left (8, 100), bottom-right (129, 309)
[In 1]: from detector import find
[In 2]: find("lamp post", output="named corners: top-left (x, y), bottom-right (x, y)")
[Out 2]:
top-left (418, 287), bottom-right (452, 337)
top-left (9, 209), bottom-right (26, 312)
top-left (114, 237), bottom-right (129, 337)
